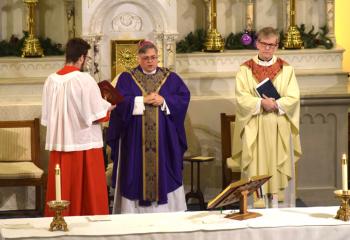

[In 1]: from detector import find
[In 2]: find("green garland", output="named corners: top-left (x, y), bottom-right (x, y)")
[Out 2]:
top-left (176, 25), bottom-right (333, 53)
top-left (0, 31), bottom-right (64, 57)
top-left (297, 24), bottom-right (333, 49)
top-left (176, 29), bottom-right (206, 53)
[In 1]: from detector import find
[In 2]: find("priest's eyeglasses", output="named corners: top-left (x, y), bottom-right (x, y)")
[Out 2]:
top-left (258, 41), bottom-right (278, 49)
top-left (141, 56), bottom-right (158, 62)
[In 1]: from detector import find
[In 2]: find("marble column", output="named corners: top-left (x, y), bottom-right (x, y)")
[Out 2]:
top-left (326, 0), bottom-right (336, 44)
top-left (154, 32), bottom-right (177, 70)
top-left (63, 0), bottom-right (75, 39)
top-left (203, 0), bottom-right (211, 30)
top-left (154, 32), bottom-right (164, 68)
top-left (82, 34), bottom-right (102, 81)
top-left (163, 33), bottom-right (177, 71)
top-left (283, 0), bottom-right (291, 32)
top-left (246, 0), bottom-right (254, 31)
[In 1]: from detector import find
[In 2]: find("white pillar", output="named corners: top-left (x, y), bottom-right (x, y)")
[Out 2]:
top-left (203, 0), bottom-right (211, 30)
top-left (82, 34), bottom-right (102, 81)
top-left (284, 0), bottom-right (291, 31)
top-left (246, 0), bottom-right (254, 31)
top-left (154, 32), bottom-right (177, 70)
top-left (154, 32), bottom-right (164, 68)
top-left (63, 0), bottom-right (76, 39)
top-left (163, 33), bottom-right (177, 71)
top-left (326, 0), bottom-right (336, 44)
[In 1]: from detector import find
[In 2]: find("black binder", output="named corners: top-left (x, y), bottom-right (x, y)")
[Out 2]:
top-left (255, 78), bottom-right (281, 100)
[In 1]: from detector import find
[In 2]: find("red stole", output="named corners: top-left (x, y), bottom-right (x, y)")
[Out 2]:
top-left (242, 58), bottom-right (287, 83)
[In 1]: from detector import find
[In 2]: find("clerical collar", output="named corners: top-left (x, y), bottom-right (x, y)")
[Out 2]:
top-left (57, 65), bottom-right (80, 75)
top-left (142, 68), bottom-right (157, 75)
top-left (258, 55), bottom-right (272, 62)
top-left (256, 55), bottom-right (276, 67)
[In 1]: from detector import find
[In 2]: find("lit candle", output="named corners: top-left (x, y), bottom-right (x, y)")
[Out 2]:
top-left (55, 164), bottom-right (61, 201)
top-left (342, 154), bottom-right (348, 192)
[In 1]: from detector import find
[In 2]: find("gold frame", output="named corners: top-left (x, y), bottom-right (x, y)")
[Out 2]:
top-left (111, 39), bottom-right (143, 80)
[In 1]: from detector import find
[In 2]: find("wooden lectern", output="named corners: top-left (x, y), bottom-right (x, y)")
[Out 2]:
top-left (207, 175), bottom-right (271, 220)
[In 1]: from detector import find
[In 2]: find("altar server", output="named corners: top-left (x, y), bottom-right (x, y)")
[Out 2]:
top-left (42, 38), bottom-right (114, 216)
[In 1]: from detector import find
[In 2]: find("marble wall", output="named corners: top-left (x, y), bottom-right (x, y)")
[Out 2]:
top-left (177, 0), bottom-right (327, 41)
top-left (1, 0), bottom-right (329, 49)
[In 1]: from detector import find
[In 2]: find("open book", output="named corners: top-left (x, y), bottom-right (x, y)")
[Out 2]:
top-left (207, 175), bottom-right (271, 209)
top-left (255, 78), bottom-right (280, 100)
top-left (98, 80), bottom-right (124, 105)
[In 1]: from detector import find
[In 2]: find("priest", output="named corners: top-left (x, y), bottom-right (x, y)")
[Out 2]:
top-left (228, 27), bottom-right (302, 208)
top-left (107, 40), bottom-right (190, 213)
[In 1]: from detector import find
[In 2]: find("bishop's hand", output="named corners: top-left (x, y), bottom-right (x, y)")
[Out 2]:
top-left (144, 92), bottom-right (164, 106)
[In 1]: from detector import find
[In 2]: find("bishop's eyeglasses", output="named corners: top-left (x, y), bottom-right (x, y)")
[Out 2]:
top-left (141, 55), bottom-right (158, 62)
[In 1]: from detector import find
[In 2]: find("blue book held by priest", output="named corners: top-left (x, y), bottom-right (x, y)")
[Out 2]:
top-left (255, 78), bottom-right (281, 100)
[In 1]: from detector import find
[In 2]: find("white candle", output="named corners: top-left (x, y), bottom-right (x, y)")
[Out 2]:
top-left (342, 154), bottom-right (348, 192)
top-left (55, 164), bottom-right (62, 201)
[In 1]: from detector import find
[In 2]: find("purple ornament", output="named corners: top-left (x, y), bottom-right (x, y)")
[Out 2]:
top-left (241, 33), bottom-right (252, 46)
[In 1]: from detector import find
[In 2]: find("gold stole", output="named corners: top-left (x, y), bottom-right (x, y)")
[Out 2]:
top-left (130, 68), bottom-right (169, 202)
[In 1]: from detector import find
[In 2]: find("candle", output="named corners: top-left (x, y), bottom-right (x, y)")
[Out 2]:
top-left (342, 154), bottom-right (348, 192)
top-left (55, 164), bottom-right (62, 201)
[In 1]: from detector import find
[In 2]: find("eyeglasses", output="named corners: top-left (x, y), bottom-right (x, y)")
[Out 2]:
top-left (141, 55), bottom-right (158, 62)
top-left (258, 41), bottom-right (278, 49)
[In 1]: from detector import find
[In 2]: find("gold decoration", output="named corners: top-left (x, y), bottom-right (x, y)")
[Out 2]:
top-left (117, 49), bottom-right (137, 70)
top-left (203, 0), bottom-right (224, 52)
top-left (283, 0), bottom-right (303, 49)
top-left (334, 190), bottom-right (350, 221)
top-left (47, 200), bottom-right (70, 231)
top-left (111, 40), bottom-right (142, 80)
top-left (22, 0), bottom-right (44, 57)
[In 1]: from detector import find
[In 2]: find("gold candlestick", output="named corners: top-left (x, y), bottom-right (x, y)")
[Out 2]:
top-left (203, 0), bottom-right (224, 52)
top-left (22, 0), bottom-right (44, 57)
top-left (47, 200), bottom-right (70, 231)
top-left (334, 190), bottom-right (350, 221)
top-left (282, 0), bottom-right (303, 49)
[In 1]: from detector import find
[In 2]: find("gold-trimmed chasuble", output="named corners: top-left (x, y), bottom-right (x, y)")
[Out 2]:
top-left (130, 68), bottom-right (169, 202)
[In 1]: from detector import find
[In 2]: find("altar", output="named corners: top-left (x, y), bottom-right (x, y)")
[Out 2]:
top-left (0, 0), bottom-right (349, 211)
top-left (1, 207), bottom-right (350, 240)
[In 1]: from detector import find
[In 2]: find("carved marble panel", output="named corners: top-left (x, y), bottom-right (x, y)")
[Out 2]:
top-left (176, 47), bottom-right (344, 73)
top-left (0, 57), bottom-right (64, 79)
top-left (297, 100), bottom-right (350, 206)
top-left (112, 12), bottom-right (142, 32)
top-left (80, 0), bottom-right (177, 80)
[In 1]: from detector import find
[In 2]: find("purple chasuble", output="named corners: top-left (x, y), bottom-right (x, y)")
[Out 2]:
top-left (107, 66), bottom-right (190, 206)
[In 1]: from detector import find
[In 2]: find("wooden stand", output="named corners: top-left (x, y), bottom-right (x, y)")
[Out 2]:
top-left (207, 175), bottom-right (271, 220)
top-left (224, 190), bottom-right (262, 220)
top-left (184, 156), bottom-right (214, 210)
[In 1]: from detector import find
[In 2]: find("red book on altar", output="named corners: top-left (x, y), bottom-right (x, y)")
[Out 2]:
top-left (98, 80), bottom-right (124, 105)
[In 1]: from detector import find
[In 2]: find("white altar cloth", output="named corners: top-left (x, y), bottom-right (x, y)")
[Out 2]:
top-left (1, 207), bottom-right (350, 240)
